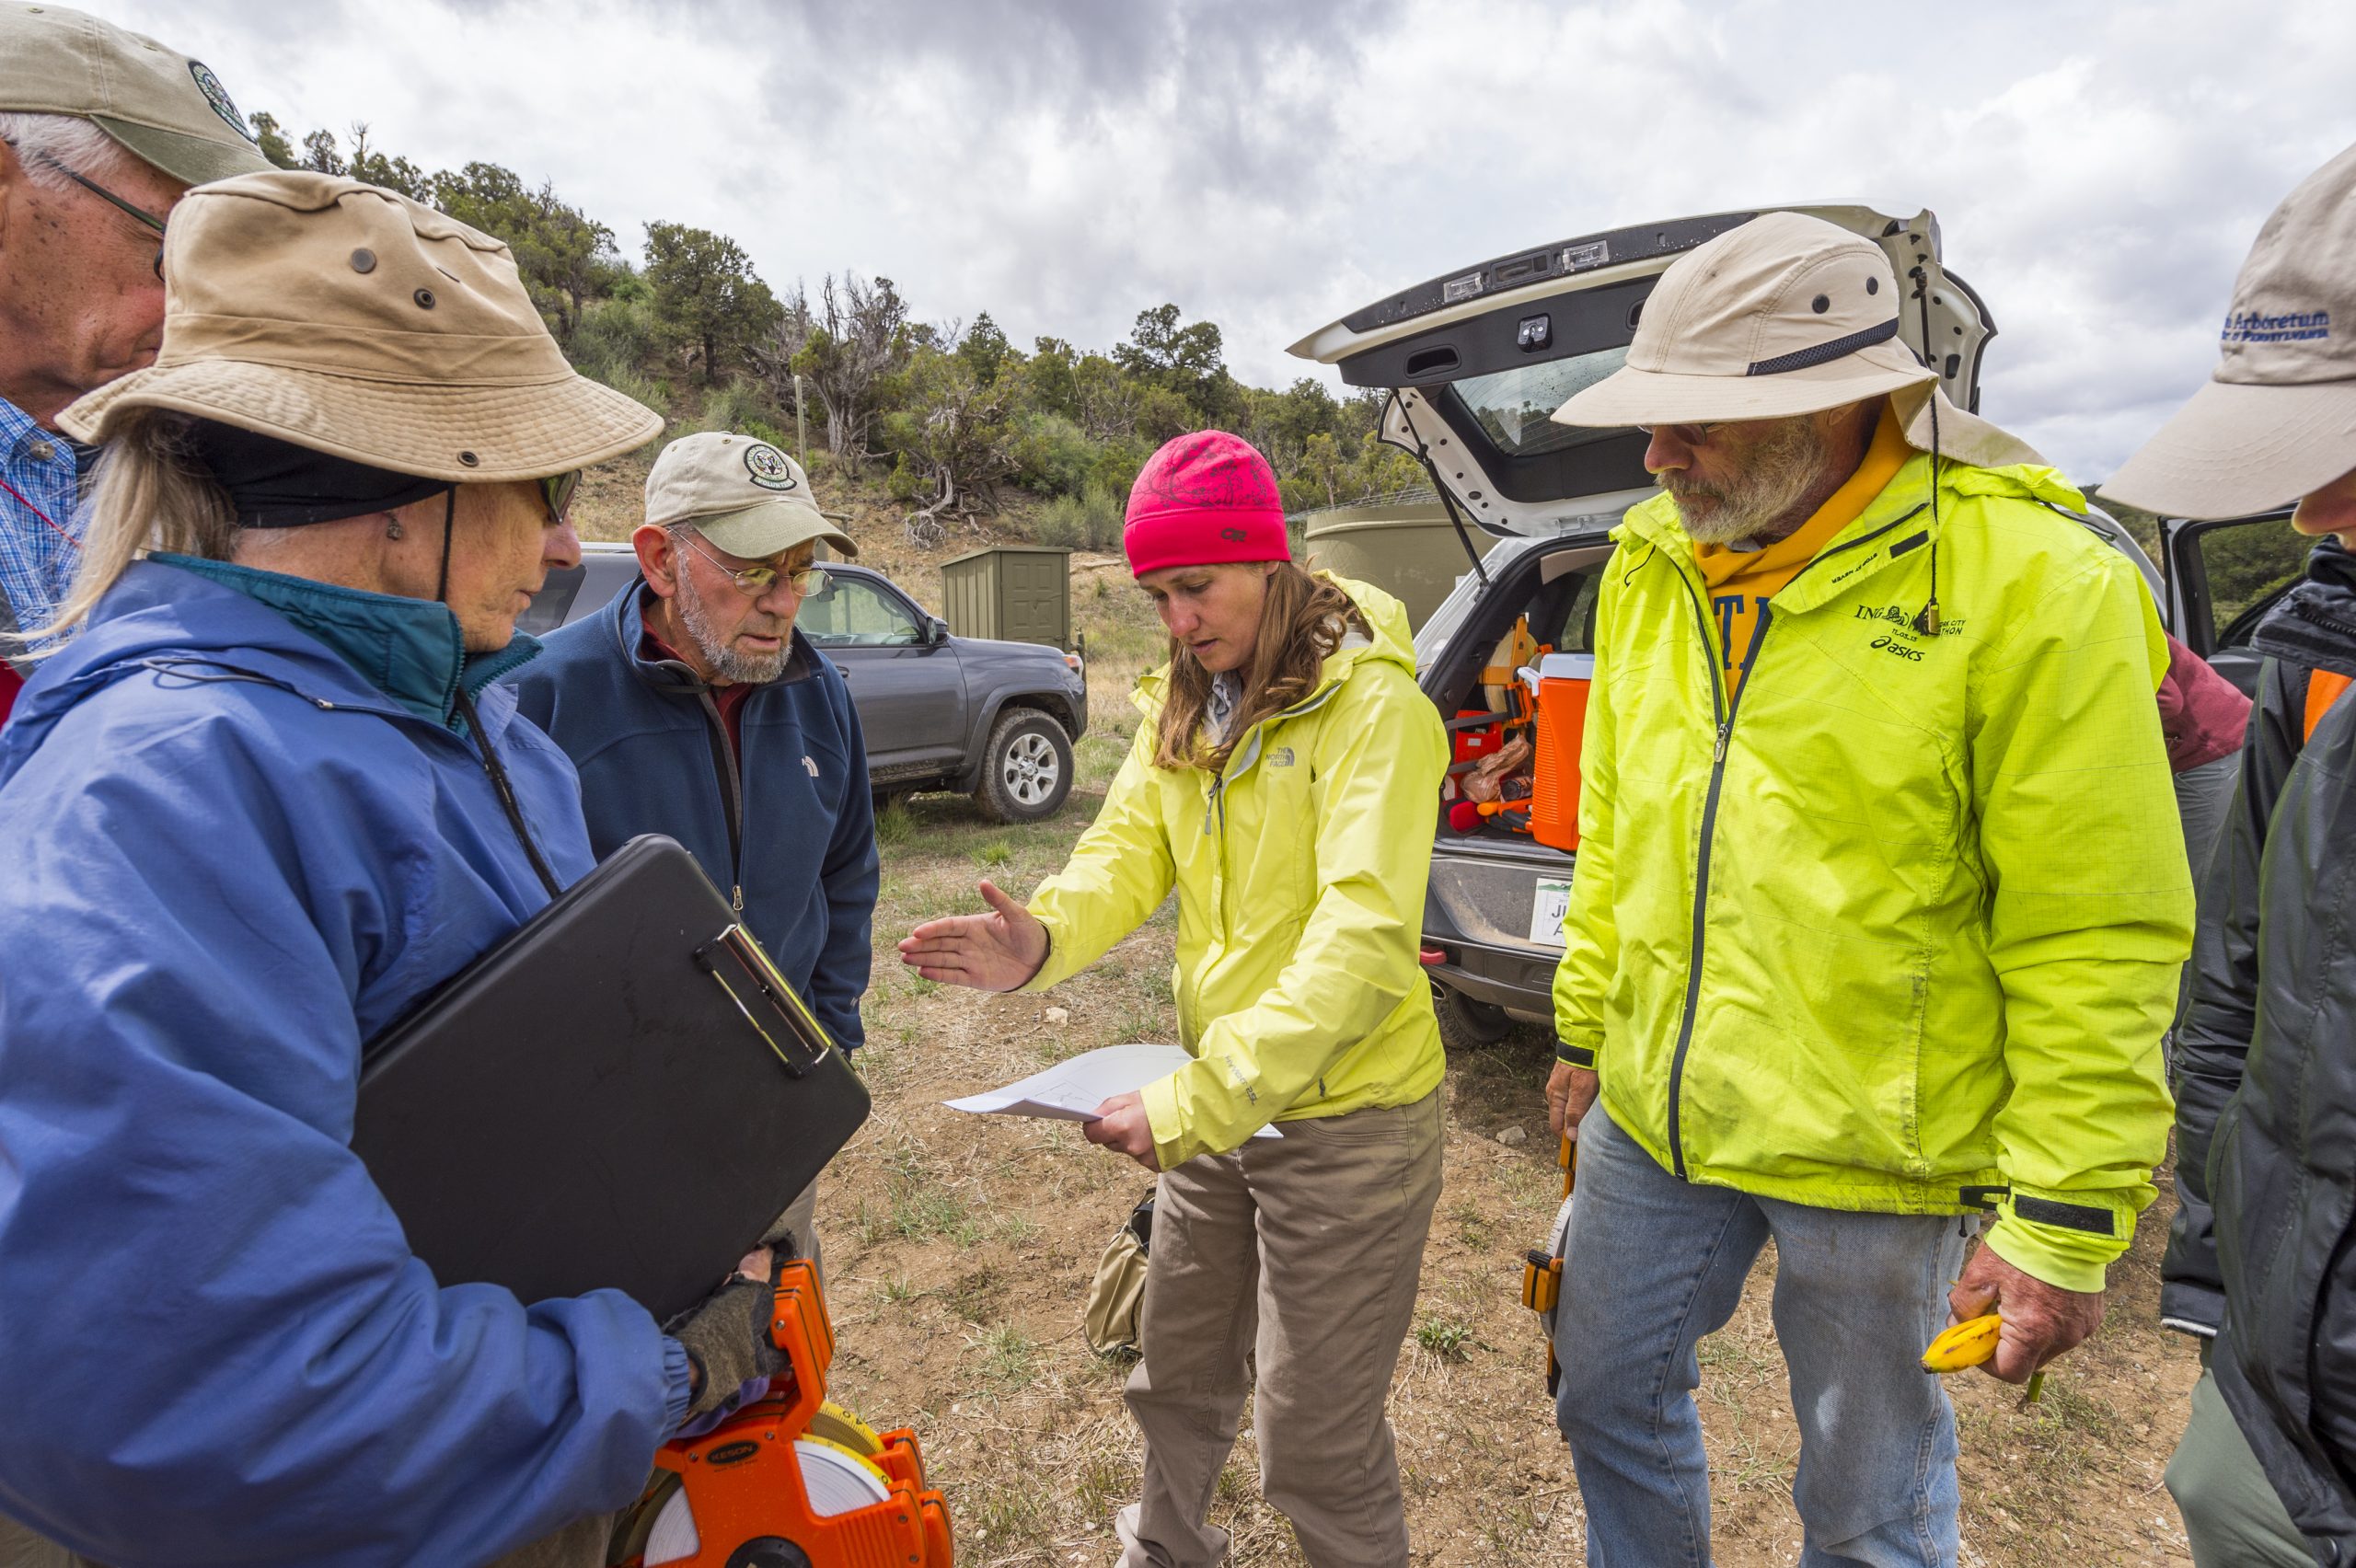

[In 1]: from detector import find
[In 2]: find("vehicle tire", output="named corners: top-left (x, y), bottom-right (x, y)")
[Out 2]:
top-left (974, 709), bottom-right (1074, 823)
top-left (1432, 983), bottom-right (1512, 1049)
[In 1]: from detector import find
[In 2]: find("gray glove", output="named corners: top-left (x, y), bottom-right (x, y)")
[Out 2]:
top-left (670, 1266), bottom-right (788, 1424)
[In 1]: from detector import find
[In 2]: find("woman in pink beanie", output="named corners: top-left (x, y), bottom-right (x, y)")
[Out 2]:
top-left (903, 430), bottom-right (1450, 1566)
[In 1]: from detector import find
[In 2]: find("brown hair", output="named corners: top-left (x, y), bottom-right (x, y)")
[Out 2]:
top-left (31, 409), bottom-right (237, 647)
top-left (1151, 561), bottom-right (1369, 773)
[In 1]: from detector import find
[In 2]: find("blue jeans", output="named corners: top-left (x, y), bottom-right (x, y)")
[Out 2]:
top-left (1553, 1106), bottom-right (1969, 1567)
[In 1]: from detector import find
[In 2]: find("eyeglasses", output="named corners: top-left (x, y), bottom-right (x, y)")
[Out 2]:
top-left (5, 139), bottom-right (167, 278)
top-left (538, 469), bottom-right (582, 526)
top-left (681, 531), bottom-right (826, 597)
top-left (1635, 421), bottom-right (1728, 445)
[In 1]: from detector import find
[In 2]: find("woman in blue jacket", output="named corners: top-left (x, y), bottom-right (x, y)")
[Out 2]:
top-left (0, 173), bottom-right (785, 1568)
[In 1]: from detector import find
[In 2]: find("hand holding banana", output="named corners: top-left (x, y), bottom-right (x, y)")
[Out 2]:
top-left (1928, 1243), bottom-right (2107, 1394)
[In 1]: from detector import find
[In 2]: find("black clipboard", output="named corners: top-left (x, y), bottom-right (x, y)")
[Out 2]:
top-left (352, 835), bottom-right (870, 1322)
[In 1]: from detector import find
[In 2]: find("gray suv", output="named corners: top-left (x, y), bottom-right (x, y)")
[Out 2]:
top-left (1291, 202), bottom-right (2314, 1047)
top-left (523, 543), bottom-right (1090, 822)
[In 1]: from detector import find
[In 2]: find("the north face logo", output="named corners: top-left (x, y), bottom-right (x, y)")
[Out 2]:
top-left (1269, 746), bottom-right (1296, 767)
top-left (803, 755), bottom-right (820, 778)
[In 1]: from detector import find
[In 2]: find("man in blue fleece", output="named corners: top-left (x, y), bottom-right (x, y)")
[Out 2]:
top-left (509, 432), bottom-right (877, 1269)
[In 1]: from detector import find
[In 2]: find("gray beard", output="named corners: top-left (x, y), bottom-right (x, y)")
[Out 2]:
top-left (1661, 418), bottom-right (1831, 547)
top-left (676, 582), bottom-right (791, 684)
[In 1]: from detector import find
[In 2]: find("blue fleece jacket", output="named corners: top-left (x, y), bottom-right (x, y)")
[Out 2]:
top-left (505, 577), bottom-right (877, 1048)
top-left (0, 559), bottom-right (689, 1566)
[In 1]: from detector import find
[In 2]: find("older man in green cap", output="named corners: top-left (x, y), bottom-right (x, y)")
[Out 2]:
top-left (0, 2), bottom-right (271, 711)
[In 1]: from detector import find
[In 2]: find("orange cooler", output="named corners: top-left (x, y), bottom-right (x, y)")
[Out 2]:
top-left (1529, 653), bottom-right (1594, 851)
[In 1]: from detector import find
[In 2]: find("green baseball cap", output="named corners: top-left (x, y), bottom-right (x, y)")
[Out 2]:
top-left (0, 3), bottom-right (273, 187)
top-left (645, 432), bottom-right (857, 559)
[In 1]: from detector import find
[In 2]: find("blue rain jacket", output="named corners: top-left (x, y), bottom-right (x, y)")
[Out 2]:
top-left (506, 578), bottom-right (877, 1048)
top-left (0, 559), bottom-right (688, 1566)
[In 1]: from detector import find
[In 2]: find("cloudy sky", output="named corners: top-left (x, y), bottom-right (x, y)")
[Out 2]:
top-left (109, 0), bottom-right (2356, 483)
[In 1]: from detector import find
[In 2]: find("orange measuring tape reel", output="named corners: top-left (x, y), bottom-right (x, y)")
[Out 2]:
top-left (610, 1261), bottom-right (953, 1568)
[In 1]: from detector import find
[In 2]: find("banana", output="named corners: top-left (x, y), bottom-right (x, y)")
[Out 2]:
top-left (1920, 1312), bottom-right (2003, 1374)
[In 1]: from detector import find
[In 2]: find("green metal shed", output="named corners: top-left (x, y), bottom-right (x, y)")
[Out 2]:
top-left (1301, 500), bottom-right (1496, 630)
top-left (940, 545), bottom-right (1073, 649)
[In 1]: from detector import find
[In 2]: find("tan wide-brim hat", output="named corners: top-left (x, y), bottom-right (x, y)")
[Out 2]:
top-left (2104, 143), bottom-right (2356, 520)
top-left (1553, 211), bottom-right (1939, 429)
top-left (645, 432), bottom-right (856, 558)
top-left (59, 170), bottom-right (660, 480)
top-left (0, 2), bottom-right (274, 186)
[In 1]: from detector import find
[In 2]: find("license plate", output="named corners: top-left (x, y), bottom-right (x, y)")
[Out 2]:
top-left (1529, 877), bottom-right (1573, 944)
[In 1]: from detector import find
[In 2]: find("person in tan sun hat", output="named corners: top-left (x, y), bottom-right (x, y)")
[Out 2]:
top-left (1539, 210), bottom-right (2190, 1566)
top-left (0, 172), bottom-right (798, 1568)
top-left (2110, 144), bottom-right (2356, 1568)
top-left (0, 2), bottom-right (273, 714)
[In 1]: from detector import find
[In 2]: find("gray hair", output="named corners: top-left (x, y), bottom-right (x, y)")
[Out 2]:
top-left (0, 110), bottom-right (140, 192)
top-left (28, 409), bottom-right (236, 648)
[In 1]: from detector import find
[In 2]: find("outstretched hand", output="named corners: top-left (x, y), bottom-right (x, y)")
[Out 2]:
top-left (1946, 1243), bottom-right (2106, 1385)
top-left (897, 879), bottom-right (1049, 992)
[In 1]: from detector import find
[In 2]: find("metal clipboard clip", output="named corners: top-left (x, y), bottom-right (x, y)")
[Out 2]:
top-left (693, 925), bottom-right (837, 1078)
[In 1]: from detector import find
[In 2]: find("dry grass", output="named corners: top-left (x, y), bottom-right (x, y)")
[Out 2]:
top-left (760, 508), bottom-right (2202, 1565)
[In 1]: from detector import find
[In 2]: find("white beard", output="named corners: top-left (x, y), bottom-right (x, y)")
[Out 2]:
top-left (1660, 417), bottom-right (1833, 547)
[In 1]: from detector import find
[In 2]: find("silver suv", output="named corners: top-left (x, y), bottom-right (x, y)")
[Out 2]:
top-left (524, 543), bottom-right (1090, 823)
top-left (1292, 202), bottom-right (2311, 1046)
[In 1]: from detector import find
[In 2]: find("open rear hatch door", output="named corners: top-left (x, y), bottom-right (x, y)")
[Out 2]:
top-left (1288, 203), bottom-right (1996, 543)
top-left (1290, 204), bottom-right (1997, 1024)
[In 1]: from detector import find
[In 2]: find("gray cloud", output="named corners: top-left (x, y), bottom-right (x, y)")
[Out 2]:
top-left (92, 0), bottom-right (2356, 481)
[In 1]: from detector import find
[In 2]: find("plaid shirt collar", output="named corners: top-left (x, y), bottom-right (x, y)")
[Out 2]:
top-left (0, 394), bottom-right (85, 648)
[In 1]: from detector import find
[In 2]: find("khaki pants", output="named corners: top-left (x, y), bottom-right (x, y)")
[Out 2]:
top-left (1115, 1092), bottom-right (1443, 1568)
top-left (2, 1182), bottom-right (828, 1568)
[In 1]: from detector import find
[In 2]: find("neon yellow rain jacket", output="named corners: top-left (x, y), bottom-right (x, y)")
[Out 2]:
top-left (1553, 452), bottom-right (2192, 1292)
top-left (1024, 574), bottom-right (1449, 1168)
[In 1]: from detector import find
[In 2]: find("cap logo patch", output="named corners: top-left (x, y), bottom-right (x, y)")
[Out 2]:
top-left (188, 62), bottom-right (256, 142)
top-left (2222, 308), bottom-right (2329, 345)
top-left (744, 443), bottom-right (797, 490)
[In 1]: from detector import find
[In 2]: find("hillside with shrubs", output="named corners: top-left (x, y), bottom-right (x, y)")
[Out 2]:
top-left (256, 118), bottom-right (1428, 548)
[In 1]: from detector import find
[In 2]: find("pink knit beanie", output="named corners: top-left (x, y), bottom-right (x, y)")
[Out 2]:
top-left (1123, 430), bottom-right (1291, 577)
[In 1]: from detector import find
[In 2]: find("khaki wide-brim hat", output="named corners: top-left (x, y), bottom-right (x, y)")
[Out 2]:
top-left (2105, 143), bottom-right (2356, 519)
top-left (1554, 211), bottom-right (1939, 428)
top-left (645, 432), bottom-right (856, 558)
top-left (59, 170), bottom-right (660, 480)
top-left (0, 2), bottom-right (273, 187)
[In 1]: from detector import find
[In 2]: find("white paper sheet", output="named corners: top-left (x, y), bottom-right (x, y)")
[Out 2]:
top-left (946, 1042), bottom-right (1280, 1137)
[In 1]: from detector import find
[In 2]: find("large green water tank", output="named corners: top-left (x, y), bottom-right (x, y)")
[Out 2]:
top-left (1300, 502), bottom-right (1499, 630)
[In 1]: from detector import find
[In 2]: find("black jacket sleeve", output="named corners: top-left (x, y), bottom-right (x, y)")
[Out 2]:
top-left (2161, 657), bottom-right (2311, 1334)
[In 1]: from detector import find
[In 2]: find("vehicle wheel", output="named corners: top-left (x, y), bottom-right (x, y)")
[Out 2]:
top-left (974, 709), bottom-right (1074, 823)
top-left (1433, 984), bottom-right (1512, 1049)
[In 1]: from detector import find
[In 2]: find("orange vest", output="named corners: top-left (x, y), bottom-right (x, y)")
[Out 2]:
top-left (2307, 669), bottom-right (2352, 743)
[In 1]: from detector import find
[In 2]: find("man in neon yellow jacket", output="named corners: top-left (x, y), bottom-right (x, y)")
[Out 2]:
top-left (1542, 213), bottom-right (2190, 1567)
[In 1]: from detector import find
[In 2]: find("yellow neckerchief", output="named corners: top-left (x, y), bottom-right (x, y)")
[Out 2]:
top-left (1692, 399), bottom-right (1910, 698)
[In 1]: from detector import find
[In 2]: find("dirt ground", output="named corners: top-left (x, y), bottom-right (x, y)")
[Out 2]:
top-left (593, 478), bottom-right (2206, 1565)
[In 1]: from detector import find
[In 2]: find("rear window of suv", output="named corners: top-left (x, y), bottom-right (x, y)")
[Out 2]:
top-left (1448, 345), bottom-right (1632, 458)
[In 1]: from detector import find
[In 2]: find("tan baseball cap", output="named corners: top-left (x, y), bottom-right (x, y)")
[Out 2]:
top-left (58, 169), bottom-right (662, 479)
top-left (0, 3), bottom-right (273, 187)
top-left (644, 432), bottom-right (856, 559)
top-left (2104, 143), bottom-right (2356, 519)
